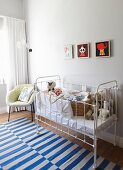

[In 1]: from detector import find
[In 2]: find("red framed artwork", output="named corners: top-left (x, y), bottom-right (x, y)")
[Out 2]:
top-left (96, 40), bottom-right (111, 57)
top-left (77, 43), bottom-right (89, 58)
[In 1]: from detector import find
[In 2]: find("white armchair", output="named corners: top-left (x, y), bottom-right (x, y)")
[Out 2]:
top-left (6, 84), bottom-right (35, 122)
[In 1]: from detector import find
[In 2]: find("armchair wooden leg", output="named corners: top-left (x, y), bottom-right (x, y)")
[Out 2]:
top-left (8, 106), bottom-right (11, 122)
top-left (31, 104), bottom-right (33, 122)
top-left (32, 102), bottom-right (35, 113)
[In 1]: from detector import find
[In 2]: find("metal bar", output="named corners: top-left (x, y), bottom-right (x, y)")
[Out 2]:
top-left (96, 80), bottom-right (118, 92)
top-left (93, 134), bottom-right (97, 169)
top-left (36, 116), bottom-right (39, 134)
top-left (84, 102), bottom-right (86, 143)
top-left (114, 120), bottom-right (117, 146)
top-left (35, 75), bottom-right (60, 84)
top-left (93, 104), bottom-right (97, 169)
top-left (114, 86), bottom-right (118, 146)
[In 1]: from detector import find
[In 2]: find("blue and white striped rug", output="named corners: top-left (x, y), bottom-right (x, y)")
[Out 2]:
top-left (0, 117), bottom-right (122, 170)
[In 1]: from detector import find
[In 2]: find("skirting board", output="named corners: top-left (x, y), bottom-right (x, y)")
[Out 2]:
top-left (99, 131), bottom-right (123, 148)
top-left (0, 106), bottom-right (7, 114)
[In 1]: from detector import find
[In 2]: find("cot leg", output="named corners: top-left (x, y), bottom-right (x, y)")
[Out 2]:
top-left (114, 120), bottom-right (117, 146)
top-left (93, 136), bottom-right (97, 169)
top-left (8, 106), bottom-right (11, 122)
top-left (36, 116), bottom-right (39, 134)
top-left (32, 102), bottom-right (35, 112)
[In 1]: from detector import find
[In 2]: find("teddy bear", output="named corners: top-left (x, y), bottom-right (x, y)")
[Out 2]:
top-left (99, 108), bottom-right (110, 121)
top-left (54, 88), bottom-right (62, 96)
top-left (85, 109), bottom-right (94, 120)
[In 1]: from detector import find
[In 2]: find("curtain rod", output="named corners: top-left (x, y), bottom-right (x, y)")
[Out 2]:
top-left (0, 14), bottom-right (25, 22)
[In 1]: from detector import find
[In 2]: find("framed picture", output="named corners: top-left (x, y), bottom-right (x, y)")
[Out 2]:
top-left (77, 43), bottom-right (89, 58)
top-left (64, 44), bottom-right (73, 59)
top-left (96, 40), bottom-right (110, 57)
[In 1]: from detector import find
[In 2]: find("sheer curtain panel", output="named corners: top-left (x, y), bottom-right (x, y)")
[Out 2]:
top-left (7, 17), bottom-right (28, 90)
top-left (0, 17), bottom-right (9, 83)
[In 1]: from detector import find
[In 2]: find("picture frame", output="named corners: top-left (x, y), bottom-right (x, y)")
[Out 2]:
top-left (64, 44), bottom-right (73, 59)
top-left (95, 40), bottom-right (111, 57)
top-left (77, 43), bottom-right (89, 58)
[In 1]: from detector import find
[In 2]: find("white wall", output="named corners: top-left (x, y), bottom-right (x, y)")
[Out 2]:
top-left (0, 0), bottom-right (23, 19)
top-left (23, 0), bottom-right (123, 138)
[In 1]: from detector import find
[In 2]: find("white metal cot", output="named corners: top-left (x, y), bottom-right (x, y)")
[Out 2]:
top-left (34, 75), bottom-right (118, 169)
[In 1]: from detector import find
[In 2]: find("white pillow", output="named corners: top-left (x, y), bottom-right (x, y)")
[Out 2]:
top-left (18, 87), bottom-right (33, 102)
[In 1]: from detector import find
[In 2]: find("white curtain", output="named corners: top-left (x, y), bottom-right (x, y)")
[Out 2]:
top-left (0, 17), bottom-right (9, 83)
top-left (7, 17), bottom-right (28, 90)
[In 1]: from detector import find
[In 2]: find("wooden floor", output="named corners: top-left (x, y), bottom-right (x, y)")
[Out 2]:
top-left (0, 111), bottom-right (123, 167)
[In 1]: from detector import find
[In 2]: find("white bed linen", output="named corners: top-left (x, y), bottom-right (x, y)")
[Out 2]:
top-left (35, 92), bottom-right (116, 136)
top-left (36, 92), bottom-right (73, 117)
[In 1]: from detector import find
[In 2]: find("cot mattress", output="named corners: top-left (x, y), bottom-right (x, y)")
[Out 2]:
top-left (36, 109), bottom-right (116, 136)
